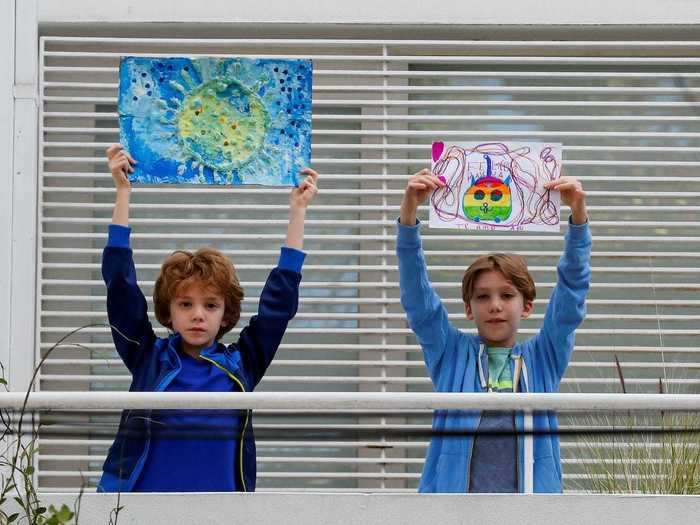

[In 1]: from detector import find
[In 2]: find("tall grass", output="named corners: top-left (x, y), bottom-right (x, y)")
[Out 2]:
top-left (571, 356), bottom-right (700, 494)
top-left (572, 412), bottom-right (700, 494)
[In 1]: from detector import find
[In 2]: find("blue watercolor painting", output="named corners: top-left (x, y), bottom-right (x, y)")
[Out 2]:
top-left (118, 56), bottom-right (313, 186)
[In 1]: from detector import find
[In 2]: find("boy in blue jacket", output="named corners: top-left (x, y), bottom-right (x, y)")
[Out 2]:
top-left (397, 169), bottom-right (591, 493)
top-left (99, 144), bottom-right (319, 493)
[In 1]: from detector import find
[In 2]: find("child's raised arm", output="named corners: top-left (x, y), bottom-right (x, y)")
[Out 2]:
top-left (235, 168), bottom-right (319, 387)
top-left (285, 167), bottom-right (319, 250)
top-left (397, 170), bottom-right (461, 382)
top-left (103, 144), bottom-right (155, 372)
top-left (536, 176), bottom-right (591, 387)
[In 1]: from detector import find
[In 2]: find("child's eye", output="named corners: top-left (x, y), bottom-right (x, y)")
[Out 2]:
top-left (207, 303), bottom-right (220, 309)
top-left (179, 301), bottom-right (191, 308)
top-left (476, 294), bottom-right (488, 300)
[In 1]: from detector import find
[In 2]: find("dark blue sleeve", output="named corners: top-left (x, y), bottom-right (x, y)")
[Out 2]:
top-left (102, 225), bottom-right (157, 372)
top-left (107, 224), bottom-right (131, 248)
top-left (278, 246), bottom-right (306, 273)
top-left (234, 248), bottom-right (303, 388)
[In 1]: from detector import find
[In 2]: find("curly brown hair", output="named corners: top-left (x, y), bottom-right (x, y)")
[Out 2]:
top-left (153, 248), bottom-right (244, 340)
top-left (461, 253), bottom-right (536, 305)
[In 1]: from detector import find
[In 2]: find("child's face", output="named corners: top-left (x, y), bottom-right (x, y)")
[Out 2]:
top-left (465, 270), bottom-right (533, 348)
top-left (170, 280), bottom-right (227, 356)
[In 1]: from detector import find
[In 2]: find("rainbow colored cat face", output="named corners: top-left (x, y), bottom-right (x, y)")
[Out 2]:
top-left (463, 175), bottom-right (512, 223)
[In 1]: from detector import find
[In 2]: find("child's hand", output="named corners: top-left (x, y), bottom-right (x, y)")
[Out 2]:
top-left (106, 144), bottom-right (136, 190)
top-left (400, 168), bottom-right (446, 225)
top-left (285, 168), bottom-right (319, 250)
top-left (544, 176), bottom-right (588, 225)
top-left (290, 168), bottom-right (319, 210)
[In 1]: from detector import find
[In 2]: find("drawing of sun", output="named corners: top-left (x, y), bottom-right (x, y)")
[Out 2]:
top-left (118, 56), bottom-right (313, 186)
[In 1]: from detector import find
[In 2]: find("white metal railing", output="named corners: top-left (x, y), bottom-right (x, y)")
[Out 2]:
top-left (1, 392), bottom-right (699, 411)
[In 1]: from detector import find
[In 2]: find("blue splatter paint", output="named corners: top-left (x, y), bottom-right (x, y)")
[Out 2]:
top-left (118, 56), bottom-right (313, 186)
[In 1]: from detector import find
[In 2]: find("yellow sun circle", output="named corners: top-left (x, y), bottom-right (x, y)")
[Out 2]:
top-left (177, 79), bottom-right (269, 172)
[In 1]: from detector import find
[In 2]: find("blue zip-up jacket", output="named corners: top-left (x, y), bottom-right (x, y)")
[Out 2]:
top-left (397, 218), bottom-right (591, 493)
top-left (98, 225), bottom-right (303, 493)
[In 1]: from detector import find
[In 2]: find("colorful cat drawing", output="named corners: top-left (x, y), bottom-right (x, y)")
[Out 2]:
top-left (463, 155), bottom-right (512, 223)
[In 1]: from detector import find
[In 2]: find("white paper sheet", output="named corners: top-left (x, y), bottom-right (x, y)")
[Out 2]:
top-left (429, 142), bottom-right (562, 232)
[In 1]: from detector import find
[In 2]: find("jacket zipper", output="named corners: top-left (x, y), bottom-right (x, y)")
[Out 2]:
top-left (200, 355), bottom-right (249, 492)
top-left (512, 354), bottom-right (522, 492)
top-left (520, 358), bottom-right (534, 494)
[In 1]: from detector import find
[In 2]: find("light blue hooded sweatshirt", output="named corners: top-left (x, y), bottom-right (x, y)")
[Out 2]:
top-left (396, 218), bottom-right (592, 493)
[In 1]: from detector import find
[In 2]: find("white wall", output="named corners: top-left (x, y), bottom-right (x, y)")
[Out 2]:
top-left (0, 0), bottom-right (38, 391)
top-left (11, 493), bottom-right (700, 524)
top-left (36, 0), bottom-right (700, 25)
top-left (0, 0), bottom-right (15, 385)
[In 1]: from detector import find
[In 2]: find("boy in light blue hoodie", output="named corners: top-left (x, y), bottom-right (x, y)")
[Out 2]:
top-left (397, 169), bottom-right (591, 493)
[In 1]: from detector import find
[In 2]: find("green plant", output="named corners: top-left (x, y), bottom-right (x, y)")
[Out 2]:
top-left (0, 324), bottom-right (122, 524)
top-left (570, 356), bottom-right (700, 494)
top-left (572, 412), bottom-right (700, 494)
top-left (0, 371), bottom-right (84, 524)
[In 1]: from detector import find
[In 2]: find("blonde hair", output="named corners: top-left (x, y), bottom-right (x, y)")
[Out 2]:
top-left (462, 253), bottom-right (536, 304)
